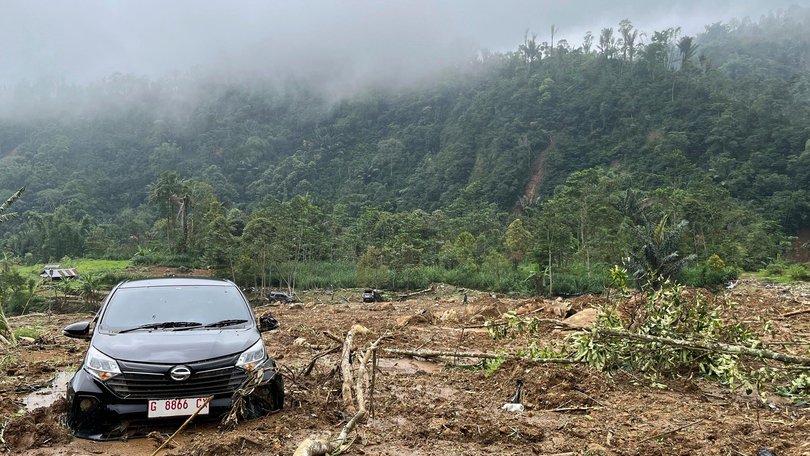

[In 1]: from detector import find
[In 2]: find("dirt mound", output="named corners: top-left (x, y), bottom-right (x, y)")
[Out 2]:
top-left (4, 397), bottom-right (71, 452)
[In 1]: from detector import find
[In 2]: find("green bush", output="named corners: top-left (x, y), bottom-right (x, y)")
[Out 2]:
top-left (765, 261), bottom-right (787, 276)
top-left (679, 255), bottom-right (739, 288)
top-left (786, 263), bottom-right (810, 281)
top-left (131, 252), bottom-right (201, 268)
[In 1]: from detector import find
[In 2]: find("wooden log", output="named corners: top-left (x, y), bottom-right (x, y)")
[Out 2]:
top-left (382, 348), bottom-right (584, 364)
top-left (781, 308), bottom-right (810, 318)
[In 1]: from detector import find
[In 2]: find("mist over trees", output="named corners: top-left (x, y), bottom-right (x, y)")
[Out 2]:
top-left (1, 7), bottom-right (809, 293)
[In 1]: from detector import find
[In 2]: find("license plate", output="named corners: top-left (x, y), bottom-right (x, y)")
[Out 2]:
top-left (148, 397), bottom-right (210, 418)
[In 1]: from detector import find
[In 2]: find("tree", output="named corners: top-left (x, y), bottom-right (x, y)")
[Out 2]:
top-left (582, 31), bottom-right (594, 54)
top-left (148, 172), bottom-right (191, 252)
top-left (628, 214), bottom-right (697, 287)
top-left (619, 19), bottom-right (640, 62)
top-left (598, 28), bottom-right (617, 58)
top-left (677, 36), bottom-right (698, 69)
top-left (0, 186), bottom-right (25, 345)
top-left (504, 219), bottom-right (532, 269)
top-left (201, 202), bottom-right (238, 281)
top-left (0, 187), bottom-right (25, 224)
top-left (519, 32), bottom-right (541, 69)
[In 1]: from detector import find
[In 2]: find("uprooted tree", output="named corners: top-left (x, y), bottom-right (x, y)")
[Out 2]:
top-left (294, 325), bottom-right (384, 456)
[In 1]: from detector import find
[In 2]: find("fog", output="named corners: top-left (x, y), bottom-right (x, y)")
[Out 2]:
top-left (0, 0), bottom-right (800, 92)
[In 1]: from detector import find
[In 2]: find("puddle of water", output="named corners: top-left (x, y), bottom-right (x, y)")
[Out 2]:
top-left (378, 358), bottom-right (442, 375)
top-left (23, 371), bottom-right (74, 411)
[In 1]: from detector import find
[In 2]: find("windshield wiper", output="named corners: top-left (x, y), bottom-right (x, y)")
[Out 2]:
top-left (202, 319), bottom-right (249, 328)
top-left (118, 321), bottom-right (202, 334)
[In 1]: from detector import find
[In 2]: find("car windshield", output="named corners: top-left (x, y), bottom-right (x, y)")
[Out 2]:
top-left (100, 285), bottom-right (252, 332)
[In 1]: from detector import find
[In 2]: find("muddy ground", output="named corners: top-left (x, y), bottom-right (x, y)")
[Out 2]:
top-left (1, 279), bottom-right (809, 455)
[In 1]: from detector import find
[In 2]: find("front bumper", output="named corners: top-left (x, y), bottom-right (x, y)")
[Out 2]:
top-left (66, 357), bottom-right (280, 440)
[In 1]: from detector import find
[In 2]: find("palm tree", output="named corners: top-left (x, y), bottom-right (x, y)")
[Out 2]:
top-left (582, 31), bottom-right (594, 54)
top-left (519, 32), bottom-right (541, 69)
top-left (619, 19), bottom-right (640, 62)
top-left (629, 214), bottom-right (696, 287)
top-left (0, 187), bottom-right (25, 224)
top-left (598, 28), bottom-right (616, 59)
top-left (677, 36), bottom-right (698, 70)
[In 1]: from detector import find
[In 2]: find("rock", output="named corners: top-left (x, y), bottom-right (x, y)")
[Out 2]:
top-left (474, 306), bottom-right (499, 319)
top-left (501, 402), bottom-right (525, 412)
top-left (395, 315), bottom-right (412, 328)
top-left (552, 300), bottom-right (572, 318)
top-left (756, 449), bottom-right (777, 456)
top-left (437, 309), bottom-right (458, 322)
top-left (293, 337), bottom-right (307, 346)
top-left (563, 308), bottom-right (598, 329)
top-left (289, 303), bottom-right (305, 310)
top-left (293, 435), bottom-right (331, 456)
top-left (395, 310), bottom-right (434, 327)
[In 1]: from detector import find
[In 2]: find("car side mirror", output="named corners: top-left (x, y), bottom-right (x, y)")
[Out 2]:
top-left (258, 314), bottom-right (279, 332)
top-left (63, 321), bottom-right (92, 339)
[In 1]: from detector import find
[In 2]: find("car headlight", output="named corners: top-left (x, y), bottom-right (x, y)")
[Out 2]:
top-left (84, 346), bottom-right (121, 381)
top-left (236, 339), bottom-right (266, 371)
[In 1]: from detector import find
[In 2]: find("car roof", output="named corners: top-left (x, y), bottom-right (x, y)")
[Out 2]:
top-left (117, 277), bottom-right (235, 289)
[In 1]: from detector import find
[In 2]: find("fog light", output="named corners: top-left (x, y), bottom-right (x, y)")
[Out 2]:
top-left (78, 396), bottom-right (99, 412)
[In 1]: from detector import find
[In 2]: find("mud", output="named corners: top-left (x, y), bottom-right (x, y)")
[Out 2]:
top-left (1, 278), bottom-right (809, 455)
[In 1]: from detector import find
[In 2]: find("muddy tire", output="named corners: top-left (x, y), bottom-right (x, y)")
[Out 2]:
top-left (268, 371), bottom-right (284, 410)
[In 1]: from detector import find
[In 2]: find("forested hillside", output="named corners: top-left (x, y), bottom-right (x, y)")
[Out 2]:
top-left (1, 7), bottom-right (809, 294)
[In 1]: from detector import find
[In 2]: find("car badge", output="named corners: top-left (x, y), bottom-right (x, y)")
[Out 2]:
top-left (169, 365), bottom-right (192, 382)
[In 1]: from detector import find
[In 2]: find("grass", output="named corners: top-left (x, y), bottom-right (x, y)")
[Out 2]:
top-left (13, 326), bottom-right (41, 339)
top-left (754, 261), bottom-right (810, 284)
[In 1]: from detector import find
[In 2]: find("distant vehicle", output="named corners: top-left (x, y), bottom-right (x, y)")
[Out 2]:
top-left (268, 291), bottom-right (296, 303)
top-left (362, 289), bottom-right (384, 303)
top-left (62, 277), bottom-right (283, 440)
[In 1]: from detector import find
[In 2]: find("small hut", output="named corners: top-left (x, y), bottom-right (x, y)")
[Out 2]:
top-left (40, 264), bottom-right (79, 281)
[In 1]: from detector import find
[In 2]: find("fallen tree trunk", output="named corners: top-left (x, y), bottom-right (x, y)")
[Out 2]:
top-left (595, 328), bottom-right (810, 366)
top-left (294, 327), bottom-right (383, 456)
top-left (382, 348), bottom-right (584, 364)
top-left (340, 325), bottom-right (368, 414)
top-left (397, 285), bottom-right (434, 301)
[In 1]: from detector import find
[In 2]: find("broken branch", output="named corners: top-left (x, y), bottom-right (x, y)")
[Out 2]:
top-left (301, 345), bottom-right (341, 377)
top-left (637, 419), bottom-right (704, 444)
top-left (150, 396), bottom-right (213, 456)
top-left (594, 328), bottom-right (810, 366)
top-left (781, 308), bottom-right (810, 318)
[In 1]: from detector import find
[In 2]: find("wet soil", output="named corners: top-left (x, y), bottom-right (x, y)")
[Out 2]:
top-left (1, 279), bottom-right (809, 455)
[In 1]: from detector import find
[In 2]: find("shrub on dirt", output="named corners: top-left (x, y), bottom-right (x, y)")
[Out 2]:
top-left (571, 282), bottom-right (755, 385)
top-left (786, 263), bottom-right (810, 281)
top-left (679, 255), bottom-right (739, 288)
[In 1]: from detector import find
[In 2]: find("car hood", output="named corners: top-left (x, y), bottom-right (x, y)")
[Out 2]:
top-left (91, 329), bottom-right (259, 364)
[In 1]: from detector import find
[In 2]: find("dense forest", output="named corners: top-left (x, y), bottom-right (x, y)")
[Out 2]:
top-left (1, 7), bottom-right (809, 297)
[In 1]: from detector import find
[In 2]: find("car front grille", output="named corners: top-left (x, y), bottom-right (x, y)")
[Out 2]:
top-left (105, 353), bottom-right (248, 399)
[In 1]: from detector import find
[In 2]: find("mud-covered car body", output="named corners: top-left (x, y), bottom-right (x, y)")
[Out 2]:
top-left (362, 289), bottom-right (384, 303)
top-left (63, 277), bottom-right (283, 440)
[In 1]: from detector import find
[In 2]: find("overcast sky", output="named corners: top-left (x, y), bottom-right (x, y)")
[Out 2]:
top-left (0, 0), bottom-right (800, 88)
